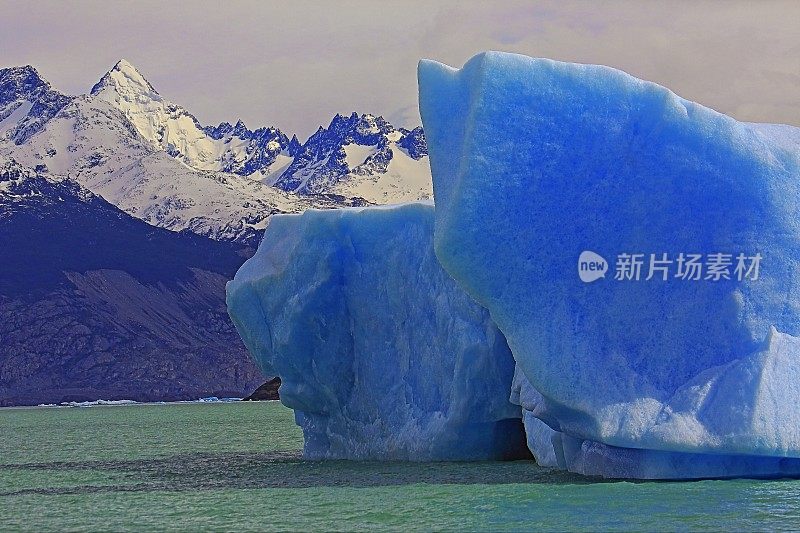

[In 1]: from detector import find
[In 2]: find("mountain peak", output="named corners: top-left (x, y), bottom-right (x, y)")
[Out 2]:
top-left (90, 59), bottom-right (157, 97)
top-left (0, 65), bottom-right (51, 98)
top-left (1, 65), bottom-right (40, 78)
top-left (0, 65), bottom-right (73, 144)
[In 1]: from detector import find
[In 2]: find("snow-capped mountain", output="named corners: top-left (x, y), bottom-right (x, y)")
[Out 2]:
top-left (272, 113), bottom-right (431, 203)
top-left (0, 59), bottom-right (431, 242)
top-left (89, 60), bottom-right (295, 179)
top-left (0, 65), bottom-right (73, 144)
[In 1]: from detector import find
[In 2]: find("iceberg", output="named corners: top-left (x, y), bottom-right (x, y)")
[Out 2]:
top-left (419, 51), bottom-right (800, 475)
top-left (226, 203), bottom-right (527, 460)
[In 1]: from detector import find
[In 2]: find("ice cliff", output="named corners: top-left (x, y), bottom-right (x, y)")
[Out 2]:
top-left (419, 51), bottom-right (800, 478)
top-left (226, 203), bottom-right (527, 460)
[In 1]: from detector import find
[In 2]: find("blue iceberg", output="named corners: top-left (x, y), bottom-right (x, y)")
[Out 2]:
top-left (226, 203), bottom-right (527, 460)
top-left (419, 51), bottom-right (800, 476)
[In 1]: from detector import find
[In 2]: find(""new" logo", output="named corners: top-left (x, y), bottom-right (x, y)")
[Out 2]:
top-left (578, 251), bottom-right (608, 283)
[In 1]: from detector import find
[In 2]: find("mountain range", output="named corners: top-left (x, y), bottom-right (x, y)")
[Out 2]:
top-left (0, 60), bottom-right (431, 405)
top-left (0, 59), bottom-right (431, 243)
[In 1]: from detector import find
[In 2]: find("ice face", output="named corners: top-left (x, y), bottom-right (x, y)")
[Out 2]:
top-left (419, 51), bottom-right (800, 461)
top-left (512, 366), bottom-right (800, 479)
top-left (226, 203), bottom-right (527, 460)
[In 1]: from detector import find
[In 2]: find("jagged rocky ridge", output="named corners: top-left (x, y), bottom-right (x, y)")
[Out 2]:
top-left (273, 112), bottom-right (429, 200)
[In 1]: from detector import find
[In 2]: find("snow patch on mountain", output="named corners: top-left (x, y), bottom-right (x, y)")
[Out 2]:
top-left (331, 141), bottom-right (432, 203)
top-left (0, 101), bottom-right (33, 136)
top-left (343, 143), bottom-right (376, 169)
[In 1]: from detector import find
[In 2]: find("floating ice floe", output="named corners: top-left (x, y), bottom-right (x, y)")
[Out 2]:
top-left (59, 399), bottom-right (138, 408)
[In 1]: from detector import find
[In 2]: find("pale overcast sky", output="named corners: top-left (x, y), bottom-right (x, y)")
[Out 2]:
top-left (1, 0), bottom-right (798, 138)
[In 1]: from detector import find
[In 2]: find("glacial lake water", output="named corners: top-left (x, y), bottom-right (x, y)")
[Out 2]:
top-left (2, 402), bottom-right (800, 531)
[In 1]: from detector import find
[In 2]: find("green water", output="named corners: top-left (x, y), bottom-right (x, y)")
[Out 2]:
top-left (2, 402), bottom-right (800, 531)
